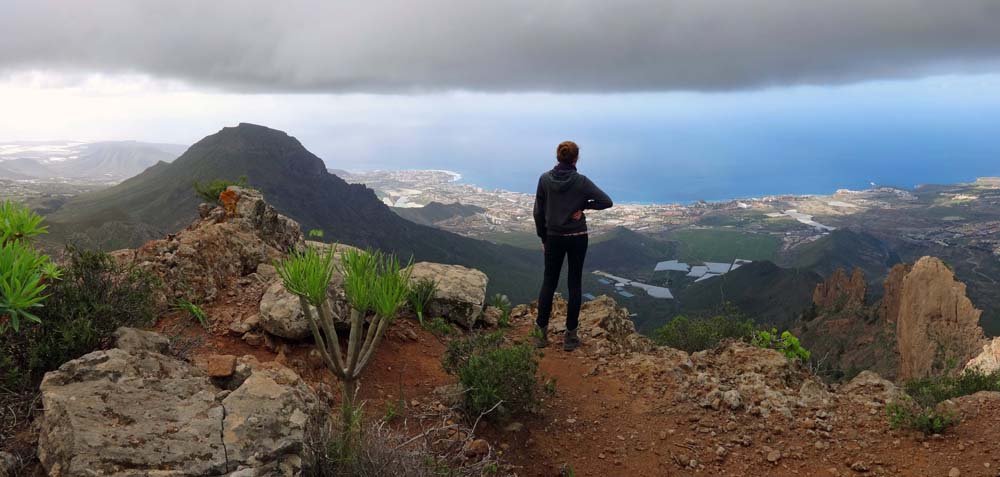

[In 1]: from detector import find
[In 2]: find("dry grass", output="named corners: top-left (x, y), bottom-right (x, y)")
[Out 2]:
top-left (309, 403), bottom-right (503, 477)
top-left (0, 386), bottom-right (40, 475)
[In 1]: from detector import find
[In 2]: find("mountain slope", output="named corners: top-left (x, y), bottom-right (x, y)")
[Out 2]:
top-left (47, 123), bottom-right (541, 301)
top-left (786, 229), bottom-right (900, 293)
top-left (0, 158), bottom-right (55, 178)
top-left (585, 226), bottom-right (677, 276)
top-left (675, 261), bottom-right (822, 328)
top-left (53, 142), bottom-right (181, 180)
top-left (392, 202), bottom-right (485, 226)
top-left (0, 141), bottom-right (182, 182)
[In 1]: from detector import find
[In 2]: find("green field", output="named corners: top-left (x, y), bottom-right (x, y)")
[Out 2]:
top-left (667, 229), bottom-right (781, 263)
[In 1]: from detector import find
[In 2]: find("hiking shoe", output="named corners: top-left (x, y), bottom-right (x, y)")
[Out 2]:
top-left (534, 327), bottom-right (549, 349)
top-left (563, 328), bottom-right (581, 352)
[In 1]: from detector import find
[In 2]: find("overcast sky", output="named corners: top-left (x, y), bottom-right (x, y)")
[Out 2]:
top-left (2, 0), bottom-right (1000, 200)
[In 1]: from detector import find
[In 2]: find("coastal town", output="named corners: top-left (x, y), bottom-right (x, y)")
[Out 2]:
top-left (340, 170), bottom-right (993, 241)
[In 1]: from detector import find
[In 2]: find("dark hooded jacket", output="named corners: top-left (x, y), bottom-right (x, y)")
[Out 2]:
top-left (533, 163), bottom-right (613, 242)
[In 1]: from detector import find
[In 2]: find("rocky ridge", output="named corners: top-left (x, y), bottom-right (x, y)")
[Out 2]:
top-left (113, 186), bottom-right (303, 304)
top-left (26, 189), bottom-right (1000, 477)
top-left (813, 267), bottom-right (867, 311)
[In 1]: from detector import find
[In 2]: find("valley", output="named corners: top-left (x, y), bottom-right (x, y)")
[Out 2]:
top-left (346, 169), bottom-right (1000, 334)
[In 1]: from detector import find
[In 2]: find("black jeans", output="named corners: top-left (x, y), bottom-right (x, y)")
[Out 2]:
top-left (537, 234), bottom-right (588, 332)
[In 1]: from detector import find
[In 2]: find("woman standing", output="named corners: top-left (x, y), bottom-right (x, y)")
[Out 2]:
top-left (532, 141), bottom-right (613, 351)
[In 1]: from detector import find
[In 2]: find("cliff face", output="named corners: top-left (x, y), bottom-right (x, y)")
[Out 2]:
top-left (797, 256), bottom-right (986, 382)
top-left (796, 267), bottom-right (898, 381)
top-left (812, 267), bottom-right (867, 311)
top-left (890, 257), bottom-right (985, 380)
top-left (878, 263), bottom-right (913, 326)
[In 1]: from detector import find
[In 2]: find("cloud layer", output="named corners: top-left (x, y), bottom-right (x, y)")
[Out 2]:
top-left (3, 0), bottom-right (1000, 93)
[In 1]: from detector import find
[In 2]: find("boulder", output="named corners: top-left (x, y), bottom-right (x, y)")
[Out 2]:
top-left (222, 362), bottom-right (322, 475)
top-left (259, 278), bottom-right (352, 340)
top-left (113, 326), bottom-right (170, 354)
top-left (406, 262), bottom-right (488, 328)
top-left (840, 370), bottom-right (901, 403)
top-left (37, 331), bottom-right (322, 476)
top-left (204, 354), bottom-right (238, 377)
top-left (259, 281), bottom-right (315, 339)
top-left (481, 306), bottom-right (504, 327)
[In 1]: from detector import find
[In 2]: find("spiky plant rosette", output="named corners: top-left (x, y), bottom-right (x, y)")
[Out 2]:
top-left (371, 254), bottom-right (412, 320)
top-left (0, 200), bottom-right (49, 245)
top-left (276, 245), bottom-right (336, 307)
top-left (0, 240), bottom-right (51, 332)
top-left (339, 247), bottom-right (378, 315)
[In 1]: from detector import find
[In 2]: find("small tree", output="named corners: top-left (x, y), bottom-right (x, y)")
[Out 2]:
top-left (276, 245), bottom-right (411, 448)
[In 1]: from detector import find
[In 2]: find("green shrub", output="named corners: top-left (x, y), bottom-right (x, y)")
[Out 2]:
top-left (0, 247), bottom-right (159, 389)
top-left (309, 229), bottom-right (325, 239)
top-left (423, 317), bottom-right (454, 338)
top-left (443, 331), bottom-right (540, 419)
top-left (886, 399), bottom-right (956, 435)
top-left (193, 175), bottom-right (248, 204)
top-left (752, 328), bottom-right (811, 362)
top-left (904, 369), bottom-right (1000, 408)
top-left (653, 314), bottom-right (756, 352)
top-left (884, 369), bottom-right (1000, 435)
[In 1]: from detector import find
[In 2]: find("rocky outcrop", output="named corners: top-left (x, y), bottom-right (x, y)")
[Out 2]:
top-left (37, 328), bottom-right (322, 476)
top-left (512, 295), bottom-right (654, 356)
top-left (889, 256), bottom-right (985, 380)
top-left (878, 262), bottom-right (913, 325)
top-left (813, 267), bottom-right (867, 310)
top-left (124, 187), bottom-right (304, 303)
top-left (406, 262), bottom-right (488, 328)
top-left (687, 342), bottom-right (832, 418)
top-left (964, 337), bottom-right (1000, 374)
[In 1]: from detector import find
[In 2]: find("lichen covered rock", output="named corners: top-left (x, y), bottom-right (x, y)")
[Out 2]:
top-left (37, 328), bottom-right (322, 476)
top-left (406, 262), bottom-right (488, 328)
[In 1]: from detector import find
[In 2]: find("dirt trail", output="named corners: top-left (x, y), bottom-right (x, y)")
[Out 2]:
top-left (182, 286), bottom-right (1000, 477)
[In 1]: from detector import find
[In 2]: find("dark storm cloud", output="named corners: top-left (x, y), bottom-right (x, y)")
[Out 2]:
top-left (3, 0), bottom-right (1000, 93)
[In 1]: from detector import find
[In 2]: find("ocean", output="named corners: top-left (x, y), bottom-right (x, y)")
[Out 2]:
top-left (456, 156), bottom-right (1000, 204)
